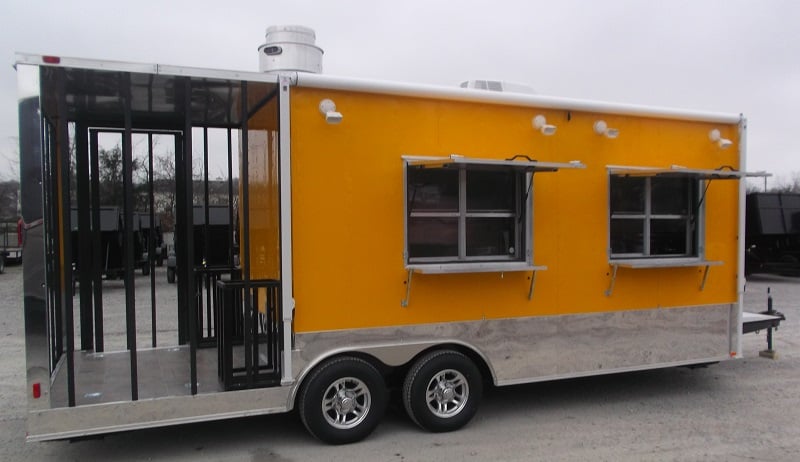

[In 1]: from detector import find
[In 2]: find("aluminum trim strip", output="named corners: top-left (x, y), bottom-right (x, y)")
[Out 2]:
top-left (156, 64), bottom-right (279, 83)
top-left (278, 75), bottom-right (294, 384)
top-left (742, 312), bottom-right (783, 323)
top-left (18, 63), bottom-right (51, 418)
top-left (293, 304), bottom-right (734, 387)
top-left (734, 116), bottom-right (747, 357)
top-left (494, 355), bottom-right (731, 387)
top-left (15, 52), bottom-right (157, 74)
top-left (26, 386), bottom-right (292, 442)
top-left (13, 53), bottom-right (280, 83)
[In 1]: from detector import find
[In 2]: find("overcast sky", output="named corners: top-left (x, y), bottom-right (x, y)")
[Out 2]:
top-left (1, 0), bottom-right (798, 187)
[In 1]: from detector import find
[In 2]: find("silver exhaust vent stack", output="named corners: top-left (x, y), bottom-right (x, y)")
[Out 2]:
top-left (258, 25), bottom-right (323, 74)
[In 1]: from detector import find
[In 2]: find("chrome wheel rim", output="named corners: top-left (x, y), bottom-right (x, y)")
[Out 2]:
top-left (425, 369), bottom-right (469, 418)
top-left (322, 377), bottom-right (371, 429)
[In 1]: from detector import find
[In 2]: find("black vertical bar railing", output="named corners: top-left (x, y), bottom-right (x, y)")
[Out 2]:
top-left (240, 81), bottom-right (253, 389)
top-left (75, 120), bottom-right (93, 351)
top-left (251, 289), bottom-right (259, 371)
top-left (264, 283), bottom-right (280, 369)
top-left (148, 133), bottom-right (157, 348)
top-left (215, 279), bottom-right (281, 390)
top-left (194, 267), bottom-right (224, 346)
top-left (121, 73), bottom-right (138, 401)
top-left (175, 130), bottom-right (188, 346)
top-left (55, 68), bottom-right (76, 407)
top-left (182, 78), bottom-right (198, 395)
top-left (75, 74), bottom-right (92, 351)
top-left (44, 120), bottom-right (62, 369)
top-left (226, 128), bottom-right (234, 267)
top-left (49, 122), bottom-right (61, 366)
top-left (89, 130), bottom-right (103, 352)
top-left (202, 128), bottom-right (211, 341)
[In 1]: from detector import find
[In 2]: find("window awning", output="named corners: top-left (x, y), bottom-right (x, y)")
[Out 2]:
top-left (607, 164), bottom-right (770, 180)
top-left (404, 154), bottom-right (585, 172)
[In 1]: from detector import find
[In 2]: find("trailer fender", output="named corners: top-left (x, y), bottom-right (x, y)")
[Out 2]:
top-left (287, 339), bottom-right (496, 410)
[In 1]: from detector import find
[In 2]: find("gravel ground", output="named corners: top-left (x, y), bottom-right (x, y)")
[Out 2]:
top-left (0, 263), bottom-right (798, 461)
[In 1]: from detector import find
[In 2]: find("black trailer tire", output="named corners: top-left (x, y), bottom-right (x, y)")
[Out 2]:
top-left (298, 356), bottom-right (387, 445)
top-left (166, 267), bottom-right (175, 284)
top-left (402, 350), bottom-right (482, 433)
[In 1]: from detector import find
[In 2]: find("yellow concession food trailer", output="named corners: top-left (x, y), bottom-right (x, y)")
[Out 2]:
top-left (15, 26), bottom-right (770, 444)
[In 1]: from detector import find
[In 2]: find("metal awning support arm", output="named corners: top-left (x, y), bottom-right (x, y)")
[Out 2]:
top-left (401, 269), bottom-right (413, 308)
top-left (700, 264), bottom-right (712, 291)
top-left (606, 259), bottom-right (723, 296)
top-left (605, 264), bottom-right (619, 297)
top-left (527, 269), bottom-right (538, 300)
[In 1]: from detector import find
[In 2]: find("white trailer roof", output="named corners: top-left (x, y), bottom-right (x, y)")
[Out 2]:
top-left (294, 73), bottom-right (742, 124)
top-left (16, 52), bottom-right (742, 124)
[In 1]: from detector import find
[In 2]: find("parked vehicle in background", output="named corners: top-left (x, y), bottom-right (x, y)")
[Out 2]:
top-left (0, 219), bottom-right (23, 274)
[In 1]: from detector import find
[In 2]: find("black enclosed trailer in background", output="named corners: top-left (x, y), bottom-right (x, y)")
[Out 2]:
top-left (167, 204), bottom-right (235, 284)
top-left (70, 207), bottom-right (128, 279)
top-left (746, 192), bottom-right (800, 275)
top-left (136, 213), bottom-right (166, 268)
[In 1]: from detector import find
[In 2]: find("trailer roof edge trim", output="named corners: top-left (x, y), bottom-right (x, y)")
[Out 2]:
top-left (295, 73), bottom-right (742, 124)
top-left (607, 165), bottom-right (770, 179)
top-left (15, 52), bottom-right (742, 123)
top-left (14, 53), bottom-right (280, 83)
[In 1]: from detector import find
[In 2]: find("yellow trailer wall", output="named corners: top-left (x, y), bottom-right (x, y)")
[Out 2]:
top-left (276, 87), bottom-right (740, 333)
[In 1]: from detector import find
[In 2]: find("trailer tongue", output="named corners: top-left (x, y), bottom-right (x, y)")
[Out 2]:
top-left (742, 287), bottom-right (786, 359)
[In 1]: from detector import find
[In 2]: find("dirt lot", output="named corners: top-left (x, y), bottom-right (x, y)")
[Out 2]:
top-left (0, 263), bottom-right (798, 461)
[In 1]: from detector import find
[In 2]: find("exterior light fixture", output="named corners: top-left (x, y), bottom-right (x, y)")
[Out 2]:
top-left (319, 99), bottom-right (343, 124)
top-left (593, 120), bottom-right (619, 139)
top-left (709, 129), bottom-right (732, 149)
top-left (532, 115), bottom-right (556, 136)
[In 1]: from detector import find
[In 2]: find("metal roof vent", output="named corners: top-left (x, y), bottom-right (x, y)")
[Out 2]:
top-left (459, 80), bottom-right (536, 94)
top-left (258, 25), bottom-right (323, 74)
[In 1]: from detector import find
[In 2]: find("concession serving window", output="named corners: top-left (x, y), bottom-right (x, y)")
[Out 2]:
top-left (400, 154), bottom-right (585, 306)
top-left (604, 164), bottom-right (768, 296)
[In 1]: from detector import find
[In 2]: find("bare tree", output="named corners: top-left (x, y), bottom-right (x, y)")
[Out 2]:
top-left (97, 145), bottom-right (145, 207)
top-left (771, 171), bottom-right (800, 193)
top-left (0, 137), bottom-right (20, 182)
top-left (0, 180), bottom-right (19, 220)
top-left (153, 151), bottom-right (176, 231)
